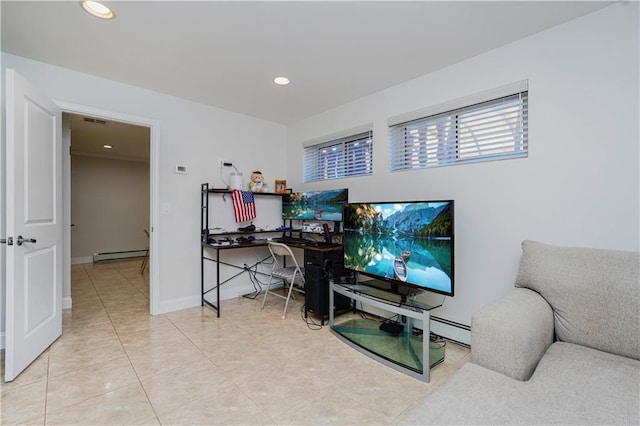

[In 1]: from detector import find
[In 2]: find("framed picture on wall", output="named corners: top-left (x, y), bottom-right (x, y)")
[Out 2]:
top-left (275, 180), bottom-right (287, 193)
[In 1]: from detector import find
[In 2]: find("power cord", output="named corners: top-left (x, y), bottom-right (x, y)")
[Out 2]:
top-left (241, 255), bottom-right (275, 299)
top-left (299, 303), bottom-right (324, 330)
top-left (429, 333), bottom-right (447, 349)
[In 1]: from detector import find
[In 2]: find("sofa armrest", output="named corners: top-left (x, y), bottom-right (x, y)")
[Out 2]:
top-left (471, 288), bottom-right (554, 381)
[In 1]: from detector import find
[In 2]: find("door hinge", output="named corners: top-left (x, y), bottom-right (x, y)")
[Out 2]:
top-left (1, 237), bottom-right (14, 246)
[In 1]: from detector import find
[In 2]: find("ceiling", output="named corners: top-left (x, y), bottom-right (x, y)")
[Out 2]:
top-left (1, 1), bottom-right (612, 126)
top-left (68, 113), bottom-right (150, 162)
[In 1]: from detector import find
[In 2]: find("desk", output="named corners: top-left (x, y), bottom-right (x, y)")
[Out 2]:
top-left (201, 240), bottom-right (272, 317)
top-left (201, 239), bottom-right (350, 322)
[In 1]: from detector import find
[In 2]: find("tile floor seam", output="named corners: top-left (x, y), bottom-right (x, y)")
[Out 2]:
top-left (5, 260), bottom-right (470, 425)
top-left (114, 260), bottom-right (149, 300)
top-left (43, 380), bottom-right (138, 418)
top-left (115, 350), bottom-right (162, 425)
top-left (132, 331), bottom-right (258, 425)
top-left (224, 379), bottom-right (279, 425)
top-left (150, 386), bottom-right (228, 421)
top-left (0, 366), bottom-right (47, 395)
top-left (83, 263), bottom-right (163, 425)
top-left (41, 382), bottom-right (149, 424)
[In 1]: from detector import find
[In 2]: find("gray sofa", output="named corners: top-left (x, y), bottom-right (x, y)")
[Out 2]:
top-left (400, 240), bottom-right (640, 425)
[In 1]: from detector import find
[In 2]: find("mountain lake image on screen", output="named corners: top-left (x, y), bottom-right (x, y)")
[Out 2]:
top-left (342, 200), bottom-right (454, 296)
top-left (282, 188), bottom-right (348, 221)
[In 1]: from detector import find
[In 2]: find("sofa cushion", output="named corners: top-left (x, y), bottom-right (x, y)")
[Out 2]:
top-left (399, 342), bottom-right (640, 425)
top-left (515, 240), bottom-right (639, 360)
top-left (399, 362), bottom-right (532, 425)
top-left (528, 342), bottom-right (640, 424)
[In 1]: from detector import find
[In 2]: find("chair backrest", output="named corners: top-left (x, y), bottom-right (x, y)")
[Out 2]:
top-left (268, 241), bottom-right (297, 261)
top-left (268, 241), bottom-right (302, 270)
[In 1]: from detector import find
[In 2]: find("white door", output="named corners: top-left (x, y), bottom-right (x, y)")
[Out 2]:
top-left (5, 69), bottom-right (62, 382)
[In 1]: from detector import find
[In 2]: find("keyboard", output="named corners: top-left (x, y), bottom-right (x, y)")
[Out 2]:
top-left (273, 236), bottom-right (314, 245)
top-left (313, 242), bottom-right (341, 248)
top-left (273, 237), bottom-right (341, 248)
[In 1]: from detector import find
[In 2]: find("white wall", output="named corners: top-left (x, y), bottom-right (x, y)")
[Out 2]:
top-left (71, 155), bottom-right (150, 261)
top-left (2, 3), bottom-right (637, 346)
top-left (285, 3), bottom-right (639, 341)
top-left (1, 52), bottom-right (287, 331)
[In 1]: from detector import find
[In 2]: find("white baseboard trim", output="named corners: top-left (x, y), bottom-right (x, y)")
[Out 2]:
top-left (0, 332), bottom-right (4, 350)
top-left (71, 256), bottom-right (92, 265)
top-left (156, 295), bottom-right (201, 315)
top-left (63, 297), bottom-right (72, 310)
top-left (431, 316), bottom-right (471, 346)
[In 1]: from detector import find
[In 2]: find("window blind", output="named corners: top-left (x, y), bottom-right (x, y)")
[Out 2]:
top-left (303, 130), bottom-right (373, 182)
top-left (389, 91), bottom-right (528, 171)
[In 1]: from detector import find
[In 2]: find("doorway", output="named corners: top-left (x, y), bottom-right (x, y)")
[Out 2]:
top-left (68, 113), bottom-right (150, 267)
top-left (59, 102), bottom-right (160, 315)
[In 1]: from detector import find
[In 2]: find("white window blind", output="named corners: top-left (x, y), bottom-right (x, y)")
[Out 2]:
top-left (303, 131), bottom-right (373, 182)
top-left (389, 91), bottom-right (528, 171)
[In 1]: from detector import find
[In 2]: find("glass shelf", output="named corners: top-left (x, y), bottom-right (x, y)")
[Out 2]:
top-left (336, 281), bottom-right (443, 312)
top-left (330, 280), bottom-right (445, 382)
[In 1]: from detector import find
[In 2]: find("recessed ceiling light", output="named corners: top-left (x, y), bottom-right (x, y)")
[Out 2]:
top-left (273, 76), bottom-right (291, 86)
top-left (81, 1), bottom-right (114, 19)
top-left (103, 144), bottom-right (113, 149)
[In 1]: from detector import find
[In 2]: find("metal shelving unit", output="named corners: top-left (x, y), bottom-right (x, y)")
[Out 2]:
top-left (200, 183), bottom-right (287, 316)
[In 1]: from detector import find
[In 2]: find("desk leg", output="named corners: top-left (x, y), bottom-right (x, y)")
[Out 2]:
top-left (216, 249), bottom-right (220, 318)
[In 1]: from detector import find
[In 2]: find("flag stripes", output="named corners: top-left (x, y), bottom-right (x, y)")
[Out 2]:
top-left (231, 189), bottom-right (256, 222)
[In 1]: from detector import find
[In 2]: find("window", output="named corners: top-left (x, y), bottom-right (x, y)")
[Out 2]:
top-left (303, 130), bottom-right (373, 182)
top-left (389, 90), bottom-right (528, 171)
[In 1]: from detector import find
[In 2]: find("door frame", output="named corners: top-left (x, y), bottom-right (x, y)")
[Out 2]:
top-left (56, 101), bottom-right (160, 315)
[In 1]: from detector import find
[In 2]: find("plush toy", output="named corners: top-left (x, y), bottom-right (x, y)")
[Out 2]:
top-left (248, 170), bottom-right (267, 192)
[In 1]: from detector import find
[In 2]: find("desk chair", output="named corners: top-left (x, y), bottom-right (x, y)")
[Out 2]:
top-left (140, 229), bottom-right (150, 274)
top-left (262, 241), bottom-right (305, 319)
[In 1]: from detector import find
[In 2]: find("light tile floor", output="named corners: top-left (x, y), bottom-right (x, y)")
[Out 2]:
top-left (1, 259), bottom-right (470, 425)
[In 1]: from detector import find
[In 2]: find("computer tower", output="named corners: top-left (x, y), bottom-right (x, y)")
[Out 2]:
top-left (304, 248), bottom-right (350, 323)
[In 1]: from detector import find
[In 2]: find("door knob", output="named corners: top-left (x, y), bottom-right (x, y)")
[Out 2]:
top-left (16, 235), bottom-right (37, 246)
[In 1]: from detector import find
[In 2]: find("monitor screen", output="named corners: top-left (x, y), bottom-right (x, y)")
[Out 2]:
top-left (343, 200), bottom-right (454, 296)
top-left (282, 189), bottom-right (348, 221)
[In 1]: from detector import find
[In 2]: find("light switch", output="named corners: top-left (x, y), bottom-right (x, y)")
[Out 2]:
top-left (175, 165), bottom-right (187, 174)
top-left (161, 203), bottom-right (171, 215)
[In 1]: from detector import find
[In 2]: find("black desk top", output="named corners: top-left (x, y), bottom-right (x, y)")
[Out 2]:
top-left (203, 239), bottom-right (342, 252)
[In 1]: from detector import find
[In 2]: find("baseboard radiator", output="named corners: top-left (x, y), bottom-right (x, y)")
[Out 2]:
top-left (431, 316), bottom-right (471, 347)
top-left (93, 249), bottom-right (147, 262)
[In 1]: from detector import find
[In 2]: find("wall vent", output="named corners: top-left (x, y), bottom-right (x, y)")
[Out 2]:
top-left (83, 117), bottom-right (106, 125)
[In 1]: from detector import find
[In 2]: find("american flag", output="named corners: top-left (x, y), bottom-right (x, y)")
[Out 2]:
top-left (231, 189), bottom-right (256, 223)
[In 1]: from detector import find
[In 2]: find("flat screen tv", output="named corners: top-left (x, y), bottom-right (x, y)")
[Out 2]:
top-left (282, 188), bottom-right (348, 222)
top-left (343, 200), bottom-right (454, 296)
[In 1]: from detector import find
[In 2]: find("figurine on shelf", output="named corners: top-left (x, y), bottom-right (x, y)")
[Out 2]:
top-left (248, 170), bottom-right (267, 192)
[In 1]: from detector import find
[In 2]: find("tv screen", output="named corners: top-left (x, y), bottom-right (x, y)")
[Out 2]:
top-left (282, 189), bottom-right (348, 221)
top-left (343, 200), bottom-right (454, 296)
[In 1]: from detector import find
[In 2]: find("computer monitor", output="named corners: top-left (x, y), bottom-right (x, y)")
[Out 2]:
top-left (282, 188), bottom-right (348, 222)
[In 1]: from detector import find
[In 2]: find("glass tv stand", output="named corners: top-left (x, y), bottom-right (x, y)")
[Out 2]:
top-left (329, 280), bottom-right (445, 382)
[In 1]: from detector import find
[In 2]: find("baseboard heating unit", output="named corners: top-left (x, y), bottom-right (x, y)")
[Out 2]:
top-left (93, 249), bottom-right (147, 262)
